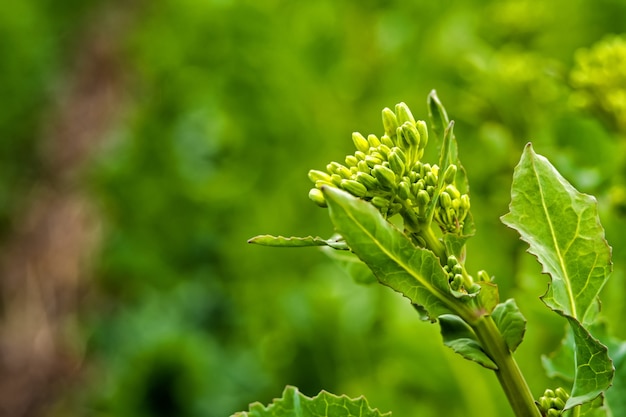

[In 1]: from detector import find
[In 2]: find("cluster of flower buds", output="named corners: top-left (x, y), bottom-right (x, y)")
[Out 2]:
top-left (537, 387), bottom-right (569, 416)
top-left (444, 255), bottom-right (480, 295)
top-left (308, 102), bottom-right (470, 234)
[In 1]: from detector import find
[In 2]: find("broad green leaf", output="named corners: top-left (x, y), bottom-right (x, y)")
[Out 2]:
top-left (476, 281), bottom-right (499, 315)
top-left (439, 314), bottom-right (497, 370)
top-left (232, 386), bottom-right (390, 417)
top-left (501, 143), bottom-right (612, 323)
top-left (491, 299), bottom-right (526, 352)
top-left (248, 234), bottom-right (349, 250)
top-left (501, 144), bottom-right (614, 409)
top-left (604, 336), bottom-right (626, 416)
top-left (322, 186), bottom-right (475, 322)
top-left (564, 316), bottom-right (613, 410)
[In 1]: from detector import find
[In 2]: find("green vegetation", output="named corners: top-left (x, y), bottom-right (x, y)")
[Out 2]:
top-left (2, 1), bottom-right (626, 416)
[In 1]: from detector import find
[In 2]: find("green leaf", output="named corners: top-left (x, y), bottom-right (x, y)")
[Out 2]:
top-left (322, 186), bottom-right (475, 322)
top-left (501, 143), bottom-right (614, 410)
top-left (248, 234), bottom-right (349, 250)
top-left (501, 143), bottom-right (612, 323)
top-left (232, 386), bottom-right (391, 417)
top-left (491, 299), bottom-right (526, 352)
top-left (439, 314), bottom-right (498, 370)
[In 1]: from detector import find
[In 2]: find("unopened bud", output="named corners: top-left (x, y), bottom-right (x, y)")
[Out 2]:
top-left (331, 174), bottom-right (342, 186)
top-left (401, 122), bottom-right (421, 148)
top-left (440, 191), bottom-right (452, 209)
top-left (308, 169), bottom-right (332, 183)
top-left (382, 107), bottom-right (399, 137)
top-left (352, 132), bottom-right (370, 153)
top-left (417, 189), bottom-right (430, 207)
top-left (367, 134), bottom-right (381, 148)
top-left (309, 188), bottom-right (327, 207)
top-left (443, 164), bottom-right (457, 184)
top-left (345, 155), bottom-right (358, 167)
top-left (445, 184), bottom-right (461, 200)
top-left (354, 150), bottom-right (366, 161)
top-left (395, 102), bottom-right (416, 125)
top-left (552, 397), bottom-right (566, 410)
top-left (477, 270), bottom-right (491, 282)
top-left (341, 179), bottom-right (368, 197)
top-left (460, 194), bottom-right (471, 211)
top-left (371, 196), bottom-right (389, 209)
top-left (329, 162), bottom-right (352, 179)
top-left (357, 160), bottom-right (370, 173)
top-left (388, 150), bottom-right (406, 176)
top-left (555, 388), bottom-right (569, 401)
top-left (365, 155), bottom-right (383, 168)
top-left (425, 171), bottom-right (437, 187)
top-left (416, 120), bottom-right (429, 150)
top-left (547, 409), bottom-right (560, 417)
top-left (372, 165), bottom-right (397, 190)
top-left (398, 180), bottom-right (411, 200)
top-left (380, 134), bottom-right (395, 148)
top-left (355, 172), bottom-right (379, 190)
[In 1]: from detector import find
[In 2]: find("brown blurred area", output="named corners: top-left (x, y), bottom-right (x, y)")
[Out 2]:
top-left (0, 6), bottom-right (130, 417)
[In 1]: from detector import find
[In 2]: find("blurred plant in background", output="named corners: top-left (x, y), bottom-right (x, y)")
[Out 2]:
top-left (1, 1), bottom-right (626, 416)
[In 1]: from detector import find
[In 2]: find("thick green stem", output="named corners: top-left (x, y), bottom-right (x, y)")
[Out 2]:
top-left (472, 316), bottom-right (541, 417)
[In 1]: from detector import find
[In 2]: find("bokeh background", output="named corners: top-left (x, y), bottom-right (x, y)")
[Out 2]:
top-left (1, 1), bottom-right (626, 416)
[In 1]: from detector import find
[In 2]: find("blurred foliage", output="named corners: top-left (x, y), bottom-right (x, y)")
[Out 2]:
top-left (3, 0), bottom-right (626, 416)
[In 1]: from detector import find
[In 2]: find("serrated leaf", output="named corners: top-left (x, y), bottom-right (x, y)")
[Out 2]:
top-left (248, 235), bottom-right (349, 250)
top-left (491, 299), bottom-right (526, 352)
top-left (501, 143), bottom-right (612, 323)
top-left (322, 186), bottom-right (475, 322)
top-left (439, 314), bottom-right (498, 370)
top-left (232, 386), bottom-right (391, 417)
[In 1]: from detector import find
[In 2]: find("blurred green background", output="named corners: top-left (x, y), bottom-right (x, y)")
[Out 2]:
top-left (1, 1), bottom-right (625, 416)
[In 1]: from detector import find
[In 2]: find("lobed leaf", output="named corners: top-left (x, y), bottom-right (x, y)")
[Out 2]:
top-left (232, 386), bottom-right (390, 417)
top-left (501, 144), bottom-right (614, 410)
top-left (248, 234), bottom-right (349, 250)
top-left (491, 299), bottom-right (526, 353)
top-left (501, 143), bottom-right (611, 323)
top-left (322, 186), bottom-right (475, 322)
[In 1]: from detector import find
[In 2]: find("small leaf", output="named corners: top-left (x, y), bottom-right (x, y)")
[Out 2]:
top-left (322, 186), bottom-right (476, 322)
top-left (491, 299), bottom-right (526, 352)
top-left (501, 143), bottom-right (612, 323)
top-left (439, 314), bottom-right (497, 370)
top-left (232, 386), bottom-right (391, 417)
top-left (322, 247), bottom-right (377, 284)
top-left (248, 235), bottom-right (349, 250)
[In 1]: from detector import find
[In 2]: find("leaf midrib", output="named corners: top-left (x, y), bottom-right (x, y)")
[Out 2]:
top-left (532, 158), bottom-right (577, 319)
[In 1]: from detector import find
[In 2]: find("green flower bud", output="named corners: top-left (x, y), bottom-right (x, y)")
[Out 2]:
top-left (329, 162), bottom-right (352, 179)
top-left (443, 164), bottom-right (457, 184)
top-left (372, 165), bottom-right (397, 190)
top-left (425, 171), bottom-right (437, 187)
top-left (345, 155), bottom-right (359, 167)
top-left (309, 188), bottom-right (327, 207)
top-left (453, 264), bottom-right (463, 275)
top-left (382, 107), bottom-right (399, 138)
top-left (421, 163), bottom-right (432, 176)
top-left (380, 134), bottom-right (395, 148)
top-left (367, 134), bottom-right (381, 148)
top-left (426, 185), bottom-right (435, 195)
top-left (365, 155), bottom-right (383, 168)
top-left (460, 194), bottom-right (471, 211)
top-left (357, 160), bottom-right (370, 173)
top-left (369, 150), bottom-right (385, 161)
top-left (352, 132), bottom-right (370, 153)
top-left (555, 388), bottom-right (569, 401)
top-left (341, 179), bottom-right (368, 197)
top-left (416, 120), bottom-right (429, 150)
top-left (552, 397), bottom-right (566, 410)
top-left (417, 189), bottom-right (430, 207)
top-left (388, 150), bottom-right (406, 176)
top-left (371, 196), bottom-right (390, 209)
top-left (547, 409), bottom-right (560, 417)
top-left (401, 122), bottom-right (421, 148)
top-left (445, 184), bottom-right (461, 200)
top-left (331, 174), bottom-right (343, 186)
top-left (398, 179), bottom-right (411, 200)
top-left (440, 191), bottom-right (452, 209)
top-left (395, 102), bottom-right (416, 125)
top-left (308, 169), bottom-right (332, 183)
top-left (354, 150), bottom-right (366, 161)
top-left (377, 144), bottom-right (391, 158)
top-left (447, 255), bottom-right (459, 269)
top-left (315, 179), bottom-right (333, 190)
top-left (355, 172), bottom-right (379, 190)
top-left (451, 274), bottom-right (463, 291)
